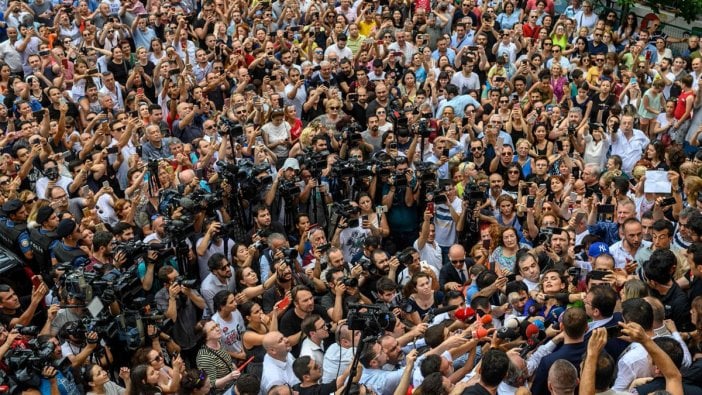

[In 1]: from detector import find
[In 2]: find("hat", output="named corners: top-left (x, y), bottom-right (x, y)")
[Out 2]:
top-left (36, 206), bottom-right (54, 224)
top-left (337, 33), bottom-right (347, 41)
top-left (588, 242), bottom-right (610, 258)
top-left (1, 199), bottom-right (22, 215)
top-left (56, 219), bottom-right (77, 239)
top-left (282, 158), bottom-right (300, 171)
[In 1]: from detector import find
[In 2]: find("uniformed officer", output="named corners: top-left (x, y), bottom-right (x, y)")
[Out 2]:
top-left (0, 199), bottom-right (34, 263)
top-left (50, 219), bottom-right (89, 267)
top-left (29, 206), bottom-right (60, 278)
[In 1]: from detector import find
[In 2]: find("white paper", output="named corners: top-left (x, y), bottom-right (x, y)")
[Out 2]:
top-left (644, 170), bottom-right (671, 193)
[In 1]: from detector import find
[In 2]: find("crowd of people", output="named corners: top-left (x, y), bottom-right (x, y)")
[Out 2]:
top-left (0, 0), bottom-right (702, 394)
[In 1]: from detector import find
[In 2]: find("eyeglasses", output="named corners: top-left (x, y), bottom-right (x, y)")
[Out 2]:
top-left (329, 106), bottom-right (340, 110)
top-left (205, 125), bottom-right (215, 129)
top-left (218, 264), bottom-right (230, 271)
top-left (552, 48), bottom-right (560, 52)
top-left (508, 170), bottom-right (519, 174)
top-left (501, 152), bottom-right (513, 156)
top-left (451, 259), bottom-right (465, 265)
top-left (499, 100), bottom-right (509, 104)
top-left (149, 355), bottom-right (163, 363)
top-left (595, 58), bottom-right (605, 62)
top-left (470, 146), bottom-right (483, 152)
top-left (376, 111), bottom-right (386, 114)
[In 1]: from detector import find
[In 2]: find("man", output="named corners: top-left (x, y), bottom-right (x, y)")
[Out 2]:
top-left (246, 205), bottom-right (286, 245)
top-left (610, 115), bottom-right (649, 175)
top-left (155, 265), bottom-right (206, 365)
top-left (642, 249), bottom-right (694, 332)
top-left (531, 307), bottom-right (588, 395)
top-left (636, 219), bottom-right (688, 281)
top-left (587, 28), bottom-right (608, 55)
top-left (517, 252), bottom-right (541, 291)
top-left (0, 282), bottom-right (48, 328)
top-left (387, 30), bottom-right (416, 66)
top-left (36, 159), bottom-right (73, 200)
top-left (431, 37), bottom-right (456, 65)
top-left (29, 206), bottom-right (59, 277)
top-left (261, 331), bottom-right (300, 394)
top-left (299, 314), bottom-right (329, 368)
top-left (460, 349), bottom-right (510, 395)
top-left (610, 218), bottom-right (651, 269)
top-left (292, 355), bottom-right (352, 395)
top-left (451, 54), bottom-right (480, 95)
top-left (432, 183), bottom-right (464, 263)
top-left (200, 253), bottom-right (236, 318)
top-left (359, 340), bottom-right (414, 395)
top-left (171, 102), bottom-right (203, 145)
top-left (279, 285), bottom-right (329, 356)
top-left (0, 27), bottom-right (23, 74)
top-left (0, 199), bottom-right (33, 262)
top-left (439, 244), bottom-right (472, 291)
top-left (365, 82), bottom-right (391, 119)
top-left (322, 323), bottom-right (360, 383)
top-left (612, 298), bottom-right (655, 391)
top-left (414, 209), bottom-right (442, 273)
top-left (687, 242), bottom-right (702, 301)
top-left (587, 199), bottom-right (637, 246)
top-left (50, 219), bottom-right (88, 267)
top-left (547, 360), bottom-right (579, 395)
top-left (98, 72), bottom-right (125, 112)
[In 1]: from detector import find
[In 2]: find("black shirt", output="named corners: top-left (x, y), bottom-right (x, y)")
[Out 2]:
top-left (293, 381), bottom-right (338, 395)
top-left (461, 383), bottom-right (492, 395)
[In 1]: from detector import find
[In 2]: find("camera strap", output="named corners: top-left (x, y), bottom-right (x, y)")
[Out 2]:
top-left (204, 346), bottom-right (234, 370)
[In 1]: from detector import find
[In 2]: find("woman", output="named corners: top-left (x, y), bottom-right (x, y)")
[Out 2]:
top-left (495, 195), bottom-right (524, 232)
top-left (497, 1), bottom-right (521, 30)
top-left (376, 107), bottom-right (393, 133)
top-left (514, 139), bottom-right (534, 178)
top-left (653, 38), bottom-right (672, 66)
top-left (551, 23), bottom-right (569, 51)
top-left (620, 279), bottom-right (649, 301)
top-left (683, 176), bottom-right (702, 207)
top-left (284, 105), bottom-right (303, 143)
top-left (489, 226), bottom-right (528, 273)
top-left (231, 242), bottom-right (257, 269)
top-left (0, 63), bottom-right (11, 99)
top-left (261, 109), bottom-right (292, 167)
top-left (240, 302), bottom-right (278, 379)
top-left (399, 71), bottom-right (418, 104)
top-left (357, 193), bottom-right (390, 239)
top-left (312, 98), bottom-right (343, 134)
top-left (502, 164), bottom-right (524, 197)
top-left (533, 269), bottom-right (571, 326)
top-left (653, 99), bottom-right (677, 144)
top-left (638, 79), bottom-right (665, 138)
top-left (567, 37), bottom-right (589, 60)
top-left (402, 272), bottom-right (438, 325)
top-left (548, 174), bottom-right (569, 208)
top-left (616, 12), bottom-right (638, 47)
top-left (684, 296), bottom-right (702, 357)
top-left (149, 38), bottom-right (167, 65)
top-left (529, 123), bottom-right (553, 158)
top-left (211, 291), bottom-right (247, 362)
top-left (128, 363), bottom-right (169, 395)
top-left (195, 320), bottom-right (241, 394)
top-left (549, 64), bottom-right (568, 104)
top-left (505, 107), bottom-right (530, 143)
top-left (235, 266), bottom-right (277, 302)
top-left (178, 369), bottom-right (213, 395)
top-left (83, 364), bottom-right (131, 395)
top-left (644, 141), bottom-right (668, 171)
top-left (131, 347), bottom-right (181, 393)
top-left (581, 122), bottom-right (610, 169)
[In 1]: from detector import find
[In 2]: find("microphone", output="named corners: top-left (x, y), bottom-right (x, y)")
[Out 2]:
top-left (0, 385), bottom-right (9, 393)
top-left (454, 306), bottom-right (476, 322)
top-left (430, 304), bottom-right (459, 316)
top-left (523, 323), bottom-right (542, 346)
top-left (479, 314), bottom-right (493, 325)
top-left (465, 327), bottom-right (489, 339)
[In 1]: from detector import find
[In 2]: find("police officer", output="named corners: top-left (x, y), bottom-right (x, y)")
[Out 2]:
top-left (0, 199), bottom-right (33, 263)
top-left (29, 206), bottom-right (59, 278)
top-left (50, 219), bottom-right (89, 267)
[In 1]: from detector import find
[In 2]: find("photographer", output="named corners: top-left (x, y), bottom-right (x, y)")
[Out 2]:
top-left (359, 249), bottom-right (400, 301)
top-left (264, 158), bottom-right (304, 231)
top-left (58, 321), bottom-right (113, 369)
top-left (246, 205), bottom-right (287, 246)
top-left (196, 218), bottom-right (234, 282)
top-left (321, 267), bottom-right (371, 323)
top-left (156, 266), bottom-right (206, 365)
top-left (379, 157), bottom-right (419, 251)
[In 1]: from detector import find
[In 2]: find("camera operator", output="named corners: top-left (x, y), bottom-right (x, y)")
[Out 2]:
top-left (50, 290), bottom-right (86, 336)
top-left (246, 205), bottom-right (287, 246)
top-left (426, 136), bottom-right (464, 180)
top-left (36, 335), bottom-right (81, 393)
top-left (378, 157), bottom-right (419, 251)
top-left (0, 198), bottom-right (34, 263)
top-left (432, 183), bottom-right (464, 265)
top-left (58, 321), bottom-right (113, 368)
top-left (351, 236), bottom-right (380, 277)
top-left (337, 203), bottom-right (372, 263)
top-left (196, 218), bottom-right (234, 283)
top-left (359, 249), bottom-right (400, 301)
top-left (50, 218), bottom-right (89, 267)
top-left (321, 267), bottom-right (372, 323)
top-left (264, 159), bottom-right (304, 228)
top-left (155, 265), bottom-right (207, 365)
top-left (200, 253), bottom-right (236, 318)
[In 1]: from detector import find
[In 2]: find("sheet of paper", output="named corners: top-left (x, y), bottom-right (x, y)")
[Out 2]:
top-left (644, 170), bottom-right (671, 194)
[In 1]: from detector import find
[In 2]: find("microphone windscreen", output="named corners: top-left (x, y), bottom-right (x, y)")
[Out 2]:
top-left (480, 314), bottom-right (493, 325)
top-left (504, 318), bottom-right (520, 329)
top-left (525, 323), bottom-right (540, 339)
top-left (533, 320), bottom-right (545, 331)
top-left (474, 327), bottom-right (488, 339)
top-left (455, 307), bottom-right (475, 322)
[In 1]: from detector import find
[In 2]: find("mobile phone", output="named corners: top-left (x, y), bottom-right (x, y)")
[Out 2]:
top-left (33, 110), bottom-right (44, 122)
top-left (82, 207), bottom-right (91, 218)
top-left (526, 195), bottom-right (535, 208)
top-left (102, 180), bottom-right (110, 188)
top-left (194, 168), bottom-right (204, 178)
top-left (660, 197), bottom-right (676, 207)
top-left (290, 26), bottom-right (300, 31)
top-left (275, 295), bottom-right (291, 310)
top-left (605, 325), bottom-right (623, 338)
top-left (393, 51), bottom-right (403, 57)
top-left (598, 204), bottom-right (615, 214)
top-left (362, 214), bottom-right (369, 222)
top-left (589, 270), bottom-right (611, 280)
top-left (506, 273), bottom-right (517, 282)
top-left (538, 183), bottom-right (546, 190)
top-left (61, 58), bottom-right (68, 68)
top-left (426, 202), bottom-right (434, 214)
top-left (80, 185), bottom-right (90, 197)
top-left (468, 46), bottom-right (479, 50)
top-left (107, 146), bottom-right (119, 154)
top-left (442, 148), bottom-right (450, 157)
top-left (136, 146), bottom-right (143, 157)
top-left (39, 50), bottom-right (49, 56)
top-left (169, 68), bottom-right (180, 76)
top-left (136, 87), bottom-right (144, 96)
top-left (32, 275), bottom-right (42, 289)
top-left (88, 68), bottom-right (98, 74)
top-left (482, 239), bottom-right (490, 250)
top-left (348, 93), bottom-right (357, 101)
top-left (570, 192), bottom-right (577, 203)
top-left (269, 31), bottom-right (277, 38)
top-left (556, 140), bottom-right (564, 151)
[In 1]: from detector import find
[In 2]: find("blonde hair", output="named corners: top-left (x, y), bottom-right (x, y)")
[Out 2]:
top-left (684, 176), bottom-right (702, 206)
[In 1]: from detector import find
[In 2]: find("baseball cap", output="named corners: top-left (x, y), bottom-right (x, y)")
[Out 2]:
top-left (588, 242), bottom-right (610, 258)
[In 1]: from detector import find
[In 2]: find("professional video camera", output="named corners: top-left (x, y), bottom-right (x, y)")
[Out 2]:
top-left (299, 150), bottom-right (329, 179)
top-left (347, 303), bottom-right (397, 334)
top-left (217, 117), bottom-right (244, 138)
top-left (331, 200), bottom-right (360, 219)
top-left (5, 338), bottom-right (71, 389)
top-left (342, 122), bottom-right (364, 147)
top-left (279, 179), bottom-right (302, 198)
top-left (414, 117), bottom-right (435, 138)
top-left (462, 182), bottom-right (486, 208)
top-left (113, 240), bottom-right (169, 264)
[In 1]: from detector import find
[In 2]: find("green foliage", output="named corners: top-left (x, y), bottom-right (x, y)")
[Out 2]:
top-left (639, 0), bottom-right (702, 24)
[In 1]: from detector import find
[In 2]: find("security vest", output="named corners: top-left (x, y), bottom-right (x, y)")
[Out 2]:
top-left (29, 228), bottom-right (58, 275)
top-left (51, 241), bottom-right (88, 267)
top-left (0, 218), bottom-right (28, 261)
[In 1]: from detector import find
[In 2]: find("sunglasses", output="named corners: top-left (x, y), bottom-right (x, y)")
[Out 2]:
top-left (451, 259), bottom-right (466, 265)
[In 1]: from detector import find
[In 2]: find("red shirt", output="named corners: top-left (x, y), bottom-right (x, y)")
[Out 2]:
top-left (523, 23), bottom-right (541, 39)
top-left (674, 90), bottom-right (694, 120)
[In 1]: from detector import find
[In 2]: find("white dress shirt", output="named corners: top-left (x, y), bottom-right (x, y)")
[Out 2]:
top-left (260, 353), bottom-right (300, 395)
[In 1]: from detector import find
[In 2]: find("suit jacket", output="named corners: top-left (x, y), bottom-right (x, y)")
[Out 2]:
top-left (439, 259), bottom-right (474, 288)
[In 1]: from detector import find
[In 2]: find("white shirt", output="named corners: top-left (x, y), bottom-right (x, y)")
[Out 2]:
top-left (324, 44), bottom-right (353, 61)
top-left (200, 272), bottom-right (237, 318)
top-left (322, 344), bottom-right (355, 384)
top-left (299, 338), bottom-right (325, 369)
top-left (609, 240), bottom-right (651, 269)
top-left (0, 39), bottom-right (23, 72)
top-left (413, 238), bottom-right (442, 273)
top-left (211, 311), bottom-right (246, 355)
top-left (610, 129), bottom-right (650, 175)
top-left (260, 353), bottom-right (300, 395)
top-left (35, 175), bottom-right (73, 200)
top-left (611, 342), bottom-right (652, 391)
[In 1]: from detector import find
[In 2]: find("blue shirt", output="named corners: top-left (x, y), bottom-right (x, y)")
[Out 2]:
top-left (431, 48), bottom-right (456, 65)
top-left (587, 222), bottom-right (620, 245)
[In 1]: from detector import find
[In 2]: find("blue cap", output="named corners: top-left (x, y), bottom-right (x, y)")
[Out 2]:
top-left (588, 242), bottom-right (610, 258)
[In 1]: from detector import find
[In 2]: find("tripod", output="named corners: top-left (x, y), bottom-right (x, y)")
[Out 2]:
top-left (341, 331), bottom-right (380, 395)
